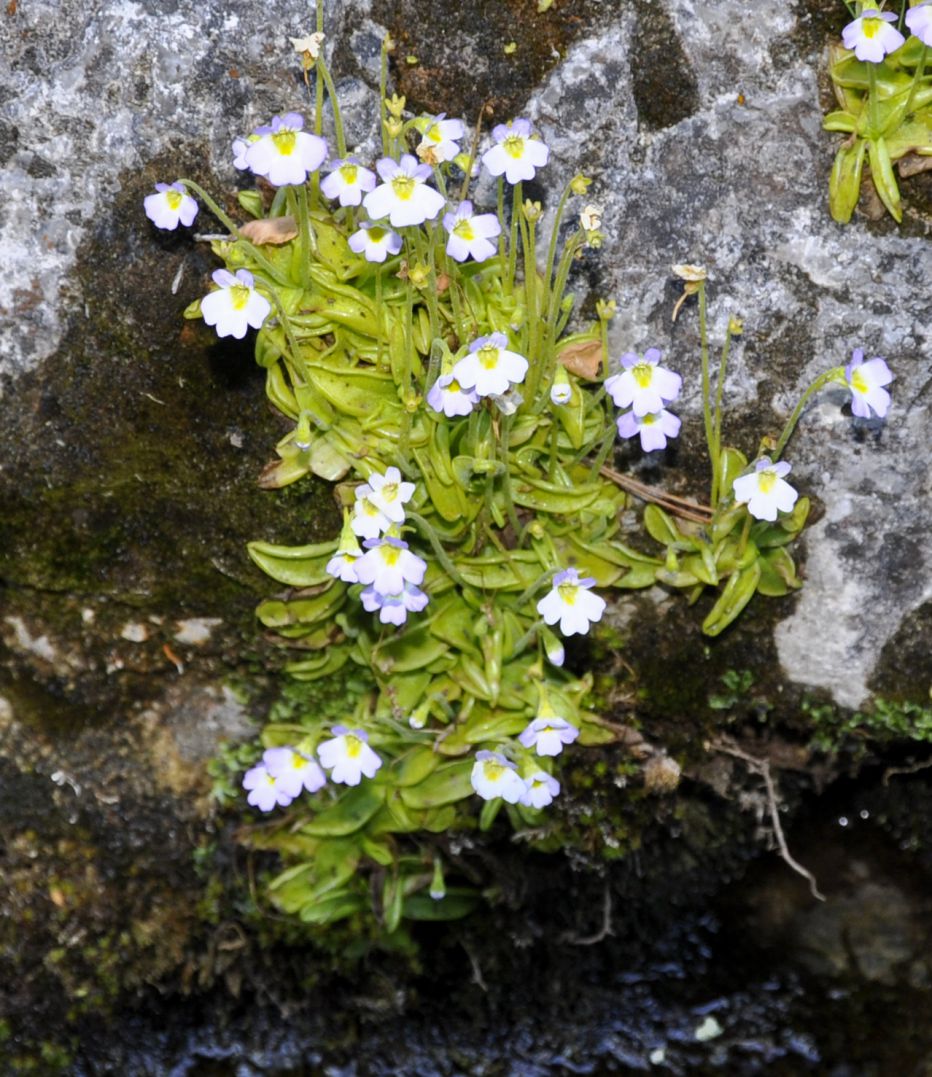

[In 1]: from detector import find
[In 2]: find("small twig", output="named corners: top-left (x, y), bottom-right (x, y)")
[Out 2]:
top-left (600, 465), bottom-right (713, 523)
top-left (711, 737), bottom-right (825, 902)
top-left (883, 757), bottom-right (932, 786)
top-left (560, 884), bottom-right (614, 945)
top-left (461, 940), bottom-right (488, 992)
top-left (170, 258), bottom-right (186, 295)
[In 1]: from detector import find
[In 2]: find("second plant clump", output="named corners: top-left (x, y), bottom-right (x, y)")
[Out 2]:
top-left (825, 1), bottom-right (932, 222)
top-left (145, 28), bottom-right (893, 931)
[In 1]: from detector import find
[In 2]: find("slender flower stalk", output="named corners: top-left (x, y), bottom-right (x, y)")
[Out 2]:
top-left (772, 367), bottom-right (845, 460)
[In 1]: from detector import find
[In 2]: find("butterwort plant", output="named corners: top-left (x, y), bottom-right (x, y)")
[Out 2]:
top-left (144, 10), bottom-right (894, 933)
top-left (824, 0), bottom-right (932, 222)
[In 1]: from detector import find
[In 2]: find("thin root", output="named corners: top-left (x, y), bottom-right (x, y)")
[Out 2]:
top-left (711, 737), bottom-right (825, 902)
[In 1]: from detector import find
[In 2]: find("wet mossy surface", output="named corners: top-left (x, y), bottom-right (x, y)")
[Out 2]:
top-left (631, 0), bottom-right (698, 132)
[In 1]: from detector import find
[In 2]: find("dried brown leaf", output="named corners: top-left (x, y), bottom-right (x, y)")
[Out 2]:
top-left (557, 339), bottom-right (603, 380)
top-left (239, 216), bottom-right (299, 245)
top-left (897, 152), bottom-right (932, 178)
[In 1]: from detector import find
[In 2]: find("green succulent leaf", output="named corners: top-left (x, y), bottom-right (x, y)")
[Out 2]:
top-left (702, 559), bottom-right (763, 637)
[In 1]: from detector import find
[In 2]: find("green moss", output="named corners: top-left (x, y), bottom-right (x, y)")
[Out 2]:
top-left (807, 695), bottom-right (932, 754)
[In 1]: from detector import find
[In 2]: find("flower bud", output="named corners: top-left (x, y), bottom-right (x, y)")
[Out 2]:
top-left (596, 298), bottom-right (617, 322)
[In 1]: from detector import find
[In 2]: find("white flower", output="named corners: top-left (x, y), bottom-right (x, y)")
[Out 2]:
top-left (327, 511), bottom-right (364, 581)
top-left (604, 348), bottom-right (681, 417)
top-left (263, 747), bottom-right (327, 797)
top-left (481, 118), bottom-right (550, 184)
top-left (321, 158), bottom-right (377, 207)
top-left (470, 751), bottom-right (527, 803)
top-left (550, 367), bottom-right (572, 406)
top-left (355, 537), bottom-right (427, 594)
top-left (732, 458), bottom-right (798, 522)
top-left (243, 763), bottom-right (293, 811)
top-left (907, 2), bottom-right (932, 46)
top-left (200, 269), bottom-right (271, 339)
top-left (845, 348), bottom-right (893, 419)
top-left (842, 9), bottom-right (905, 62)
top-left (360, 582), bottom-right (429, 625)
top-left (537, 567), bottom-right (607, 637)
top-left (442, 201), bottom-right (501, 263)
top-left (144, 182), bottom-right (198, 230)
top-left (541, 627), bottom-right (565, 668)
top-left (616, 409), bottom-right (681, 452)
top-left (418, 113), bottom-right (465, 164)
top-left (326, 551), bottom-right (359, 583)
top-left (364, 466), bottom-right (416, 523)
top-left (244, 112), bottom-right (328, 187)
top-left (426, 372), bottom-right (480, 417)
top-left (519, 717), bottom-right (579, 757)
top-left (291, 31), bottom-right (325, 58)
top-left (351, 486), bottom-right (392, 539)
top-left (363, 154), bottom-right (446, 227)
top-left (672, 264), bottom-right (707, 282)
top-left (520, 771), bottom-right (560, 809)
top-left (317, 726), bottom-right (382, 786)
top-left (347, 221), bottom-right (403, 263)
top-left (453, 333), bottom-right (529, 398)
top-left (579, 204), bottom-right (602, 231)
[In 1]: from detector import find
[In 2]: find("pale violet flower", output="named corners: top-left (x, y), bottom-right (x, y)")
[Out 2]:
top-left (263, 747), bottom-right (327, 798)
top-left (617, 408), bottom-right (682, 452)
top-left (365, 466), bottom-right (416, 523)
top-left (426, 372), bottom-right (480, 417)
top-left (481, 118), bottom-right (550, 184)
top-left (244, 112), bottom-right (327, 187)
top-left (605, 349), bottom-right (681, 417)
top-left (351, 485), bottom-right (392, 539)
top-left (732, 458), bottom-right (798, 522)
top-left (355, 537), bottom-right (427, 595)
top-left (842, 9), bottom-right (905, 61)
top-left (537, 567), bottom-right (607, 637)
top-left (144, 182), bottom-right (198, 230)
top-left (518, 717), bottom-right (579, 758)
top-left (200, 269), bottom-right (271, 339)
top-left (321, 158), bottom-right (377, 207)
top-left (418, 113), bottom-right (465, 164)
top-left (470, 750), bottom-right (527, 803)
top-left (845, 349), bottom-right (893, 419)
top-left (326, 519), bottom-right (363, 583)
top-left (243, 762), bottom-right (294, 812)
top-left (453, 333), bottom-right (529, 398)
top-left (363, 154), bottom-right (446, 227)
top-left (232, 138), bottom-right (251, 170)
top-left (361, 582), bottom-right (429, 625)
top-left (906, 2), bottom-right (932, 46)
top-left (520, 771), bottom-right (560, 810)
top-left (348, 221), bottom-right (403, 263)
top-left (317, 726), bottom-right (382, 786)
top-left (443, 201), bottom-right (501, 263)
